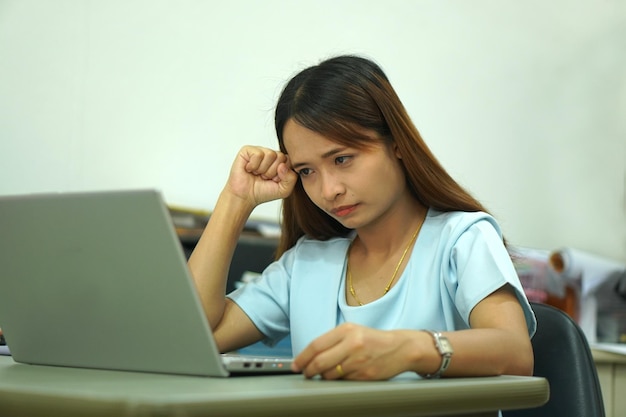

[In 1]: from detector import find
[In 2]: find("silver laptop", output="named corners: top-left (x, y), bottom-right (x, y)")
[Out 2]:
top-left (0, 189), bottom-right (293, 377)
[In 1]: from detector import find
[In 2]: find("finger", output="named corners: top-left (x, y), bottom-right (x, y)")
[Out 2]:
top-left (293, 328), bottom-right (350, 378)
top-left (244, 150), bottom-right (278, 175)
top-left (251, 150), bottom-right (287, 179)
top-left (310, 347), bottom-right (353, 380)
top-left (292, 331), bottom-right (338, 373)
top-left (262, 153), bottom-right (289, 181)
top-left (323, 362), bottom-right (349, 380)
top-left (275, 163), bottom-right (298, 195)
top-left (236, 147), bottom-right (269, 173)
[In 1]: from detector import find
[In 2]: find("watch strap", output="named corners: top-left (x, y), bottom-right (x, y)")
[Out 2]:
top-left (418, 330), bottom-right (453, 379)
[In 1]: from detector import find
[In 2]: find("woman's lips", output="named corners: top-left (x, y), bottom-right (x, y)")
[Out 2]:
top-left (332, 204), bottom-right (358, 217)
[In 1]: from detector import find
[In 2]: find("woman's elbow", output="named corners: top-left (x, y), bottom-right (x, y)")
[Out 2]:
top-left (506, 342), bottom-right (534, 376)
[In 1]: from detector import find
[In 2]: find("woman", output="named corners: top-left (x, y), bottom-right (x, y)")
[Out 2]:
top-left (188, 55), bottom-right (535, 380)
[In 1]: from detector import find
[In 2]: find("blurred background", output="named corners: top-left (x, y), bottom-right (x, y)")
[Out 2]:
top-left (0, 0), bottom-right (624, 261)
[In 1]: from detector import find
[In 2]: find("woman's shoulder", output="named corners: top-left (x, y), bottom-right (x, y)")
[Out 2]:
top-left (278, 233), bottom-right (353, 260)
top-left (273, 233), bottom-right (353, 273)
top-left (427, 208), bottom-right (492, 221)
top-left (425, 208), bottom-right (501, 237)
top-left (295, 233), bottom-right (354, 250)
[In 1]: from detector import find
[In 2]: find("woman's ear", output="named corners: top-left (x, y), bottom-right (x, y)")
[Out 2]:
top-left (393, 143), bottom-right (402, 159)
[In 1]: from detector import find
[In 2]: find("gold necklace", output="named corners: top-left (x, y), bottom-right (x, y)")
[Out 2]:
top-left (347, 222), bottom-right (422, 306)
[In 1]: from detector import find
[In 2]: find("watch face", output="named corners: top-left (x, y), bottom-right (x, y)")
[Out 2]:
top-left (438, 337), bottom-right (454, 354)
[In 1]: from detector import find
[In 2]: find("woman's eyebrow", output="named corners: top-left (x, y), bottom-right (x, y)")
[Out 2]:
top-left (291, 147), bottom-right (347, 171)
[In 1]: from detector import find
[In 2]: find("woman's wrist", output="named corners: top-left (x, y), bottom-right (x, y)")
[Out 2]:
top-left (216, 189), bottom-right (256, 222)
top-left (416, 331), bottom-right (454, 379)
top-left (400, 330), bottom-right (443, 377)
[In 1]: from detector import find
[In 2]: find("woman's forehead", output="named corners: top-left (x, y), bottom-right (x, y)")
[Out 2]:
top-left (283, 118), bottom-right (385, 150)
top-left (283, 121), bottom-right (342, 161)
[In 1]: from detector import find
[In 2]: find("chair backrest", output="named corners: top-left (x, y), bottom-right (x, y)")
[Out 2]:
top-left (504, 302), bottom-right (605, 417)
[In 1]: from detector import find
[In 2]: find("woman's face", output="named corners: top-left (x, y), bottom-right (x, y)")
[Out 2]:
top-left (283, 119), bottom-right (410, 231)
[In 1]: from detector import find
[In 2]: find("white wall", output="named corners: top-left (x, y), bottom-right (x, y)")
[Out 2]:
top-left (0, 0), bottom-right (624, 261)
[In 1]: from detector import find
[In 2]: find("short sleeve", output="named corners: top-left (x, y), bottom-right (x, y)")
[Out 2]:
top-left (226, 249), bottom-right (294, 345)
top-left (446, 219), bottom-right (536, 336)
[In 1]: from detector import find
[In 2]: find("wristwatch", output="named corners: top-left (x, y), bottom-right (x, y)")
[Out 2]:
top-left (418, 330), bottom-right (454, 379)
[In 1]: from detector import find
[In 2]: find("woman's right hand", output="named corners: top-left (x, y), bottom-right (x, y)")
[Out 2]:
top-left (226, 146), bottom-right (298, 207)
top-left (188, 146), bottom-right (297, 332)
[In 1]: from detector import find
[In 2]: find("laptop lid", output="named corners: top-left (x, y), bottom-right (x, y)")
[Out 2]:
top-left (0, 190), bottom-right (291, 377)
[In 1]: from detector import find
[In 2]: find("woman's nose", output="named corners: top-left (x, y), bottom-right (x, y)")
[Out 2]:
top-left (320, 172), bottom-right (344, 201)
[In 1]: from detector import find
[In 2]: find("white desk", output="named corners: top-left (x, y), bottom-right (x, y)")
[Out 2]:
top-left (593, 348), bottom-right (626, 417)
top-left (0, 356), bottom-right (548, 417)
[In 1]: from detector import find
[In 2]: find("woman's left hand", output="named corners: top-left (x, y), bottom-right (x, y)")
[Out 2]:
top-left (291, 323), bottom-right (420, 380)
top-left (291, 287), bottom-right (533, 380)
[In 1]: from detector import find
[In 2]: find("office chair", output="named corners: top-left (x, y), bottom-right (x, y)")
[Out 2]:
top-left (503, 302), bottom-right (605, 417)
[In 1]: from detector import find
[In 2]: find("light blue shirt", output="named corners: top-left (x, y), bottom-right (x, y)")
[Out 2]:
top-left (228, 209), bottom-right (536, 356)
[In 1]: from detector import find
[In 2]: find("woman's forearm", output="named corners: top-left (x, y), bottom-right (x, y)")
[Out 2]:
top-left (187, 190), bottom-right (255, 329)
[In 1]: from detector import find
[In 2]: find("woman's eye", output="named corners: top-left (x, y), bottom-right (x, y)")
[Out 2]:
top-left (335, 155), bottom-right (351, 165)
top-left (298, 168), bottom-right (311, 177)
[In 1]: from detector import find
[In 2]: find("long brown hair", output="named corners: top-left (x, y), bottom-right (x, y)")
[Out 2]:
top-left (274, 55), bottom-right (489, 257)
